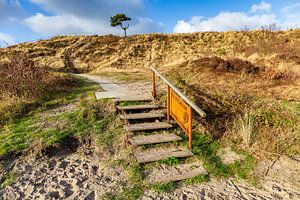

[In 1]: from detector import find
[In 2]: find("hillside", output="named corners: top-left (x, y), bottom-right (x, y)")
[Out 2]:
top-left (0, 30), bottom-right (300, 199)
top-left (1, 30), bottom-right (300, 75)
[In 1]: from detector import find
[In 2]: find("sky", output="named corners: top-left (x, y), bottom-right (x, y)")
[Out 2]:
top-left (0, 0), bottom-right (300, 46)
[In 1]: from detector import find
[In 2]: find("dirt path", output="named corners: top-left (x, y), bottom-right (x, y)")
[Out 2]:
top-left (76, 74), bottom-right (132, 99)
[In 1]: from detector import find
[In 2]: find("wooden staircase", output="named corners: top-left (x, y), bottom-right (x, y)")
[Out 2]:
top-left (115, 96), bottom-right (207, 183)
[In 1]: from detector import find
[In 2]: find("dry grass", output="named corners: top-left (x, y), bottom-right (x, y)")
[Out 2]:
top-left (1, 30), bottom-right (299, 75)
top-left (0, 30), bottom-right (299, 158)
top-left (0, 54), bottom-right (81, 125)
top-left (236, 113), bottom-right (256, 147)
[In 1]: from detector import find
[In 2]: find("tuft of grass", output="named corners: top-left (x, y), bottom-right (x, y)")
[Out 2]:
top-left (118, 186), bottom-right (144, 200)
top-left (237, 113), bottom-right (256, 147)
top-left (151, 182), bottom-right (176, 193)
top-left (159, 156), bottom-right (180, 166)
top-left (127, 163), bottom-right (144, 185)
top-left (0, 172), bottom-right (15, 189)
top-left (184, 174), bottom-right (210, 185)
top-left (227, 150), bottom-right (256, 180)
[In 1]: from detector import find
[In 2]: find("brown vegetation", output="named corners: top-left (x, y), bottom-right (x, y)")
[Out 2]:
top-left (0, 30), bottom-right (299, 158)
top-left (0, 54), bottom-right (79, 125)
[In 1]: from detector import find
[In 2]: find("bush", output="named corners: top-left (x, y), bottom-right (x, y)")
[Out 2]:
top-left (0, 53), bottom-right (79, 125)
top-left (0, 54), bottom-right (50, 99)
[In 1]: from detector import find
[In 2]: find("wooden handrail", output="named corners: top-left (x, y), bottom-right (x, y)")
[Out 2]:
top-left (150, 66), bottom-right (206, 118)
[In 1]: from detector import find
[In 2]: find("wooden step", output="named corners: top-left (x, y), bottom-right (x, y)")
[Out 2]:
top-left (129, 133), bottom-right (182, 146)
top-left (124, 122), bottom-right (172, 132)
top-left (146, 163), bottom-right (207, 183)
top-left (135, 149), bottom-right (193, 163)
top-left (114, 96), bottom-right (153, 103)
top-left (120, 112), bottom-right (165, 120)
top-left (117, 104), bottom-right (159, 111)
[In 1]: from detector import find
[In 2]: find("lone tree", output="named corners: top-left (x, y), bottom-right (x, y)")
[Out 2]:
top-left (110, 14), bottom-right (131, 37)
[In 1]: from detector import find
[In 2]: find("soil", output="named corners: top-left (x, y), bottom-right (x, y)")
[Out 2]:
top-left (0, 147), bottom-right (126, 200)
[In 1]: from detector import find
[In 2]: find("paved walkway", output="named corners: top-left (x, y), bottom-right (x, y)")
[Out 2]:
top-left (76, 74), bottom-right (131, 99)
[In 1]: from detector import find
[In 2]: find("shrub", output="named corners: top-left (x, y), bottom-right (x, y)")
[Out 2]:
top-left (0, 54), bottom-right (49, 99)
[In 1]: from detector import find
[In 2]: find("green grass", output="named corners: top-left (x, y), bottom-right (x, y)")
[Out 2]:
top-left (118, 186), bottom-right (144, 200)
top-left (227, 150), bottom-right (256, 180)
top-left (159, 156), bottom-right (180, 166)
top-left (192, 132), bottom-right (257, 181)
top-left (0, 77), bottom-right (105, 157)
top-left (151, 182), bottom-right (176, 193)
top-left (184, 174), bottom-right (210, 185)
top-left (0, 172), bottom-right (15, 189)
top-left (127, 163), bottom-right (144, 185)
top-left (192, 133), bottom-right (231, 178)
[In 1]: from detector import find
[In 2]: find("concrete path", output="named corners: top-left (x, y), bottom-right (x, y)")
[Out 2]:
top-left (75, 74), bottom-right (132, 99)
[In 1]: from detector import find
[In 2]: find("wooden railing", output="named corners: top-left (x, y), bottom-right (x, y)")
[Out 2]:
top-left (150, 66), bottom-right (206, 149)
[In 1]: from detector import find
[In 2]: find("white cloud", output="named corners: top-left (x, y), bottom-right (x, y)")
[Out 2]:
top-left (250, 1), bottom-right (272, 13)
top-left (0, 32), bottom-right (15, 46)
top-left (24, 0), bottom-right (163, 36)
top-left (280, 3), bottom-right (300, 28)
top-left (173, 1), bottom-right (300, 33)
top-left (174, 12), bottom-right (276, 33)
top-left (24, 13), bottom-right (108, 35)
top-left (25, 13), bottom-right (164, 36)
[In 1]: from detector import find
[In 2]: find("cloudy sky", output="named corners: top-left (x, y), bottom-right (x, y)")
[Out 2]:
top-left (0, 0), bottom-right (300, 46)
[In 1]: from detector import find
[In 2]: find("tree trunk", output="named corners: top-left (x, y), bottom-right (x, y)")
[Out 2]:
top-left (123, 28), bottom-right (127, 37)
top-left (121, 24), bottom-right (129, 37)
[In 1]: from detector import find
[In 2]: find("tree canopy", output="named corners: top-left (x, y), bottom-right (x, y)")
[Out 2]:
top-left (110, 14), bottom-right (131, 37)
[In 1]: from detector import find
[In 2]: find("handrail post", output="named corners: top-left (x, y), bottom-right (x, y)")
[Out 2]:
top-left (152, 71), bottom-right (156, 99)
top-left (167, 86), bottom-right (171, 124)
top-left (188, 107), bottom-right (192, 150)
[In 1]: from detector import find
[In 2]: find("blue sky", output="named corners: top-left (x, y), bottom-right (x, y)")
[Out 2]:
top-left (0, 0), bottom-right (300, 46)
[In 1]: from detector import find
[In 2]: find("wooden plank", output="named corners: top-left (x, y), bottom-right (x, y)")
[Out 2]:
top-left (120, 113), bottom-right (165, 120)
top-left (129, 133), bottom-right (182, 146)
top-left (114, 96), bottom-right (153, 103)
top-left (135, 149), bottom-right (193, 163)
top-left (117, 104), bottom-right (159, 111)
top-left (124, 122), bottom-right (172, 132)
top-left (146, 164), bottom-right (207, 183)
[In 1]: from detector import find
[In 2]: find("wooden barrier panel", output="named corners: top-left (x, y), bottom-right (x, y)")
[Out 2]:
top-left (168, 87), bottom-right (193, 149)
top-left (151, 66), bottom-right (205, 150)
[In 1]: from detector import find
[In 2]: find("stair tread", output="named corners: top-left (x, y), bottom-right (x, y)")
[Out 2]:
top-left (120, 112), bottom-right (165, 120)
top-left (114, 96), bottom-right (153, 102)
top-left (135, 149), bottom-right (193, 163)
top-left (146, 163), bottom-right (207, 183)
top-left (117, 104), bottom-right (159, 111)
top-left (129, 133), bottom-right (182, 146)
top-left (124, 122), bottom-right (172, 132)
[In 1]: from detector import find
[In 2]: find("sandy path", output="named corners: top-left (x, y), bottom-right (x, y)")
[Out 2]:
top-left (76, 74), bottom-right (133, 99)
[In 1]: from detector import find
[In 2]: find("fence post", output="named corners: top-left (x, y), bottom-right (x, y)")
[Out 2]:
top-left (167, 86), bottom-right (171, 124)
top-left (152, 71), bottom-right (156, 99)
top-left (188, 107), bottom-right (192, 150)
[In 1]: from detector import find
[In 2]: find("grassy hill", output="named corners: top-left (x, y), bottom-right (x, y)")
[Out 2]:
top-left (1, 30), bottom-right (300, 75)
top-left (0, 30), bottom-right (299, 158)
